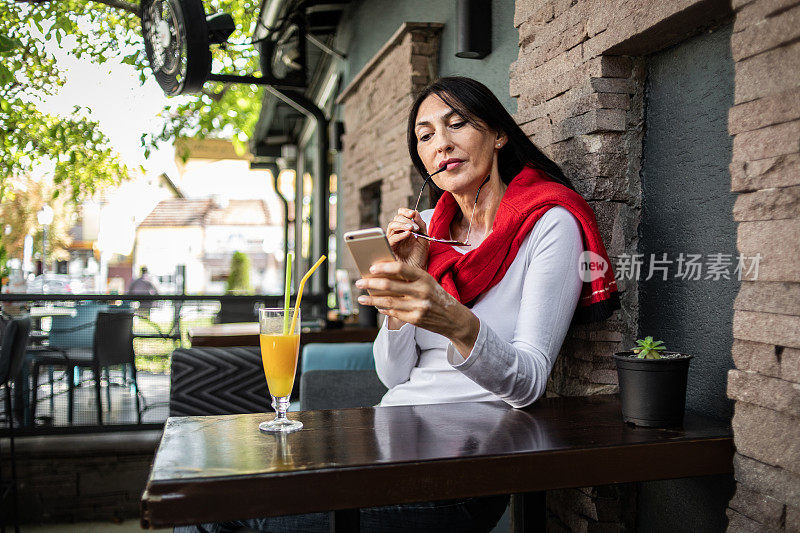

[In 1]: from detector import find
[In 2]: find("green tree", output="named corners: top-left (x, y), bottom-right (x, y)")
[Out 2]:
top-left (226, 251), bottom-right (252, 294)
top-left (1, 0), bottom-right (264, 203)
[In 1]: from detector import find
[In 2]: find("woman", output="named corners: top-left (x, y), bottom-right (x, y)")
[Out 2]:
top-left (177, 77), bottom-right (618, 533)
top-left (359, 76), bottom-right (618, 410)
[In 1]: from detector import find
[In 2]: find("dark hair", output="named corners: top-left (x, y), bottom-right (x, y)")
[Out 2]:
top-left (406, 77), bottom-right (576, 206)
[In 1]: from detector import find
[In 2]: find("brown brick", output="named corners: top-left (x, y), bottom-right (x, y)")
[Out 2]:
top-left (734, 281), bottom-right (800, 315)
top-left (732, 119), bottom-right (800, 163)
top-left (515, 2), bottom-right (555, 28)
top-left (728, 369), bottom-right (800, 416)
top-left (598, 56), bottom-right (632, 78)
top-left (728, 482), bottom-right (786, 529)
top-left (734, 0), bottom-right (800, 31)
top-left (725, 507), bottom-right (777, 532)
top-left (730, 153), bottom-right (800, 192)
top-left (569, 326), bottom-right (624, 343)
top-left (737, 219), bottom-right (800, 283)
top-left (511, 48), bottom-right (588, 106)
top-left (732, 0), bottom-right (756, 9)
top-left (732, 401), bottom-right (800, 475)
top-left (732, 4), bottom-right (800, 61)
top-left (733, 185), bottom-right (800, 221)
top-left (589, 77), bottom-right (637, 94)
top-left (735, 42), bottom-right (800, 104)
top-left (731, 339), bottom-right (782, 377)
top-left (783, 348), bottom-right (800, 383)
top-left (787, 505), bottom-right (800, 532)
top-left (729, 87), bottom-right (800, 135)
top-left (548, 487), bottom-right (626, 523)
top-left (733, 309), bottom-right (800, 350)
top-left (518, 5), bottom-right (572, 52)
top-left (552, 109), bottom-right (627, 143)
top-left (734, 452), bottom-right (800, 505)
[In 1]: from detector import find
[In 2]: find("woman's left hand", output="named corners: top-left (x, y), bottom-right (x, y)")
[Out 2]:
top-left (356, 261), bottom-right (480, 355)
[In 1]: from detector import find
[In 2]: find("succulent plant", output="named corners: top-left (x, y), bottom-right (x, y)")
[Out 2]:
top-left (632, 336), bottom-right (666, 359)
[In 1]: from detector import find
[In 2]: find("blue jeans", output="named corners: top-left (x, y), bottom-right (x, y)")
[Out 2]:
top-left (174, 495), bottom-right (509, 533)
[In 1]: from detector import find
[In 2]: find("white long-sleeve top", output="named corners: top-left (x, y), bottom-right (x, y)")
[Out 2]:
top-left (373, 206), bottom-right (584, 408)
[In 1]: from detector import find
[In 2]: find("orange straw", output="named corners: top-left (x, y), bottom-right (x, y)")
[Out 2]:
top-left (289, 255), bottom-right (326, 334)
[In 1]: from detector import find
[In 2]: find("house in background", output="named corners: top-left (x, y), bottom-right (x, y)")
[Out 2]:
top-left (134, 197), bottom-right (282, 294)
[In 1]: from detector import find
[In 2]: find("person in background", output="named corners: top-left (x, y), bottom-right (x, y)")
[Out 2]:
top-left (128, 266), bottom-right (159, 318)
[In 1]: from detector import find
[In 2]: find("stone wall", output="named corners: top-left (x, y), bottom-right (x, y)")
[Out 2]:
top-left (512, 0), bottom-right (734, 529)
top-left (336, 23), bottom-right (443, 279)
top-left (2, 431), bottom-right (160, 524)
top-left (725, 0), bottom-right (800, 530)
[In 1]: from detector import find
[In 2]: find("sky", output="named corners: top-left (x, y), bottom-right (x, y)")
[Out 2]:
top-left (37, 33), bottom-right (182, 176)
top-left (33, 33), bottom-right (284, 259)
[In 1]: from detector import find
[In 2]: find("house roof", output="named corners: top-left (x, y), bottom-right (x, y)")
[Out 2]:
top-left (139, 199), bottom-right (272, 228)
top-left (205, 200), bottom-right (271, 226)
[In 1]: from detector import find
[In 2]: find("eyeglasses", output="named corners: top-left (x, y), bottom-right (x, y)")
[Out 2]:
top-left (411, 170), bottom-right (491, 247)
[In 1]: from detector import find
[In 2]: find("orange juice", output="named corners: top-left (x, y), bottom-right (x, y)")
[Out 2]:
top-left (260, 333), bottom-right (300, 398)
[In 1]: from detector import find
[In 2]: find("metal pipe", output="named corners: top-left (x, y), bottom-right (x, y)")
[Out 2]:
top-left (306, 34), bottom-right (346, 60)
top-left (262, 86), bottom-right (330, 307)
top-left (269, 164), bottom-right (291, 266)
top-left (208, 73), bottom-right (301, 89)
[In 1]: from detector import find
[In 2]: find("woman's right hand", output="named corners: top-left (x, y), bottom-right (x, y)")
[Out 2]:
top-left (386, 208), bottom-right (429, 270)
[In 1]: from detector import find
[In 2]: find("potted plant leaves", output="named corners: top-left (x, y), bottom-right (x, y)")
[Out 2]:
top-left (613, 337), bottom-right (693, 427)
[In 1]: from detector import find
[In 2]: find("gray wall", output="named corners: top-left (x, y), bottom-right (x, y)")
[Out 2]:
top-left (331, 0), bottom-right (518, 274)
top-left (334, 0), bottom-right (518, 113)
top-left (637, 25), bottom-right (736, 532)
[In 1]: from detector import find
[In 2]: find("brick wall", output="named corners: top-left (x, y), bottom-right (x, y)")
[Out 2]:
top-left (336, 23), bottom-right (443, 280)
top-left (725, 0), bottom-right (800, 530)
top-left (512, 0), bottom-right (734, 529)
top-left (2, 431), bottom-right (160, 523)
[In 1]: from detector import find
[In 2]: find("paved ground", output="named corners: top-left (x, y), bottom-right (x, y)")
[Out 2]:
top-left (25, 520), bottom-right (169, 532)
top-left (11, 368), bottom-right (170, 428)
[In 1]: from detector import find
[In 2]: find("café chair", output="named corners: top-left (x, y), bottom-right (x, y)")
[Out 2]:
top-left (298, 342), bottom-right (387, 410)
top-left (0, 314), bottom-right (31, 533)
top-left (24, 302), bottom-right (104, 423)
top-left (28, 311), bottom-right (141, 425)
top-left (169, 346), bottom-right (267, 416)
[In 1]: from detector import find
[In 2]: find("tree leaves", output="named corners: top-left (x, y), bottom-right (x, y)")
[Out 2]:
top-left (0, 34), bottom-right (21, 53)
top-left (2, 0), bottom-right (264, 207)
top-left (0, 63), bottom-right (12, 85)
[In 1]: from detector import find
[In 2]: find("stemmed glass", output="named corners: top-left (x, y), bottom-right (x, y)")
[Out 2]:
top-left (258, 307), bottom-right (303, 433)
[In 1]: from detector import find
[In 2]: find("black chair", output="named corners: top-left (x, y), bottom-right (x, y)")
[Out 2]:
top-left (29, 311), bottom-right (141, 425)
top-left (0, 315), bottom-right (31, 533)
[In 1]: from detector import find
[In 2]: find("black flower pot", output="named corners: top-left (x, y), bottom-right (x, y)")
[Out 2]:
top-left (613, 351), bottom-right (693, 427)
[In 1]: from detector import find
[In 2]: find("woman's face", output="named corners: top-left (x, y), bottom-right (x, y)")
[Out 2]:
top-left (413, 94), bottom-right (505, 195)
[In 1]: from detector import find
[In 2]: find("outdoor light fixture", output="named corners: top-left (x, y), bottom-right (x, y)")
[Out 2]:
top-left (140, 0), bottom-right (311, 95)
top-left (456, 0), bottom-right (492, 59)
top-left (37, 205), bottom-right (54, 226)
top-left (37, 205), bottom-right (54, 273)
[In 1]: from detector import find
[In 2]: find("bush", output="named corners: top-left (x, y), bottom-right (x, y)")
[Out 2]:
top-left (226, 251), bottom-right (253, 294)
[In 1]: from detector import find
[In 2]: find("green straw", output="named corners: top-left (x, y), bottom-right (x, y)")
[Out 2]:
top-left (283, 252), bottom-right (293, 334)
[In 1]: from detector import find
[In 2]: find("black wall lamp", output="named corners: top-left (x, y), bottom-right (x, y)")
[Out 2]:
top-left (456, 0), bottom-right (492, 59)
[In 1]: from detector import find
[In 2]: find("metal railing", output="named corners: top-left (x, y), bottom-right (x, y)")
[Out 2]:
top-left (0, 293), bottom-right (325, 436)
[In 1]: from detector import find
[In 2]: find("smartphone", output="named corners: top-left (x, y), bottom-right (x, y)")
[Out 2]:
top-left (344, 227), bottom-right (397, 296)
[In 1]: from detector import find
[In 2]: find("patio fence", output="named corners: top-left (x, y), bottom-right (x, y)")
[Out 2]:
top-left (0, 293), bottom-right (326, 436)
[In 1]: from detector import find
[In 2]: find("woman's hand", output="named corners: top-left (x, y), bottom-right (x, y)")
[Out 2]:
top-left (356, 261), bottom-right (480, 358)
top-left (386, 208), bottom-right (429, 270)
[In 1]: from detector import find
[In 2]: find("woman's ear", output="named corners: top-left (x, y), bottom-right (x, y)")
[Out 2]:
top-left (495, 132), bottom-right (508, 149)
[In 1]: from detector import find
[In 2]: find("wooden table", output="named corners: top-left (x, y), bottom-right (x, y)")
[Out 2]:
top-left (188, 322), bottom-right (378, 347)
top-left (28, 306), bottom-right (77, 318)
top-left (141, 395), bottom-right (733, 531)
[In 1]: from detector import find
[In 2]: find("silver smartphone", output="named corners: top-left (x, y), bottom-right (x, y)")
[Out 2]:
top-left (344, 227), bottom-right (397, 296)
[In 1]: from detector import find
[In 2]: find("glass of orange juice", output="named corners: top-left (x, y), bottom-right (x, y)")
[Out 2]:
top-left (258, 307), bottom-right (303, 433)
